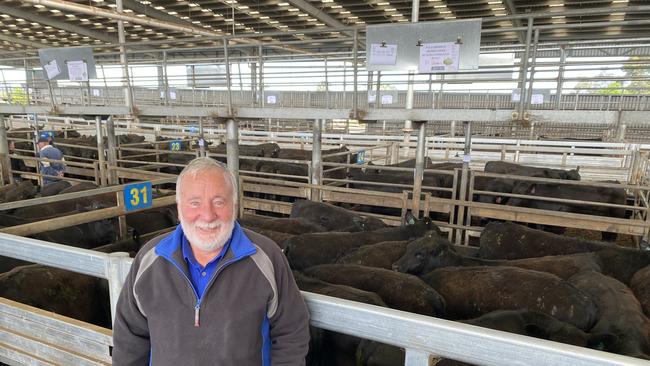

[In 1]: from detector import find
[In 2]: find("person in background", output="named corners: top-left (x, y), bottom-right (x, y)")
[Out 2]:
top-left (112, 157), bottom-right (310, 366)
top-left (36, 135), bottom-right (65, 185)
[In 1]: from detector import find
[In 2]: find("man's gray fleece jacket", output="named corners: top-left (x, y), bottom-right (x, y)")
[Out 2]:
top-left (112, 222), bottom-right (310, 365)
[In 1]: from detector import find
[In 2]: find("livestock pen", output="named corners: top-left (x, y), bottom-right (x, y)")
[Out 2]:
top-left (0, 232), bottom-right (647, 366)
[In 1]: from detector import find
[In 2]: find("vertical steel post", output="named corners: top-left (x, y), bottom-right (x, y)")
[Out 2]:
top-left (324, 56), bottom-right (330, 108)
top-left (403, 0), bottom-right (420, 159)
top-left (311, 119), bottom-right (324, 202)
top-left (525, 29), bottom-right (540, 113)
top-left (23, 59), bottom-right (31, 105)
top-left (352, 29), bottom-right (359, 119)
top-left (226, 118), bottom-right (239, 192)
top-left (116, 0), bottom-right (134, 115)
top-left (258, 45), bottom-right (265, 107)
top-left (163, 51), bottom-right (170, 106)
top-left (95, 116), bottom-right (106, 187)
top-left (455, 121), bottom-right (472, 245)
top-left (0, 115), bottom-right (10, 184)
top-left (107, 252), bottom-right (130, 325)
top-left (224, 39), bottom-right (233, 116)
top-left (106, 116), bottom-right (118, 185)
top-left (250, 59), bottom-right (257, 106)
top-left (412, 121), bottom-right (427, 217)
top-left (198, 117), bottom-right (206, 157)
top-left (517, 18), bottom-right (534, 118)
top-left (555, 45), bottom-right (567, 110)
top-left (375, 71), bottom-right (382, 109)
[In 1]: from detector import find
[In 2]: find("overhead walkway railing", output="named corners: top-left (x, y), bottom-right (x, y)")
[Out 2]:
top-left (0, 233), bottom-right (647, 366)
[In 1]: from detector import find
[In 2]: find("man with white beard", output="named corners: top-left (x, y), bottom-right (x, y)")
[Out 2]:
top-left (112, 157), bottom-right (310, 366)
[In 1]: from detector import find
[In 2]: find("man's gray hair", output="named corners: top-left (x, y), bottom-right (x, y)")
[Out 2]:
top-left (176, 157), bottom-right (239, 207)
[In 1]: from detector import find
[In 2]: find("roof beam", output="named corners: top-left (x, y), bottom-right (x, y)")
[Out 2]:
top-left (0, 4), bottom-right (116, 44)
top-left (502, 0), bottom-right (525, 44)
top-left (0, 33), bottom-right (47, 49)
top-left (121, 0), bottom-right (198, 29)
top-left (285, 0), bottom-right (346, 29)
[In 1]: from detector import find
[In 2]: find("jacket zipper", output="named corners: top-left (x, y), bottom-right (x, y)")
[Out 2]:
top-left (166, 252), bottom-right (254, 327)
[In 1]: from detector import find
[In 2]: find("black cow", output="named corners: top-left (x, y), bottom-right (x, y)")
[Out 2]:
top-left (506, 180), bottom-right (627, 240)
top-left (484, 161), bottom-right (581, 180)
top-left (422, 266), bottom-right (598, 331)
top-left (393, 231), bottom-right (602, 279)
top-left (304, 264), bottom-right (445, 317)
top-left (240, 214), bottom-right (326, 235)
top-left (569, 271), bottom-right (650, 359)
top-left (336, 240), bottom-right (409, 270)
top-left (478, 222), bottom-right (650, 284)
top-left (290, 199), bottom-right (387, 232)
top-left (284, 213), bottom-right (437, 270)
top-left (631, 265), bottom-right (650, 318)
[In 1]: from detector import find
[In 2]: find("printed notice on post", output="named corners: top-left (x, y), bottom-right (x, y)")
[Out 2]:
top-left (67, 60), bottom-right (88, 81)
top-left (43, 60), bottom-right (60, 80)
top-left (418, 42), bottom-right (460, 73)
top-left (369, 44), bottom-right (398, 66)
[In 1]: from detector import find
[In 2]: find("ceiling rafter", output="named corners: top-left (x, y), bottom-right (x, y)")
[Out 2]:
top-left (0, 3), bottom-right (116, 44)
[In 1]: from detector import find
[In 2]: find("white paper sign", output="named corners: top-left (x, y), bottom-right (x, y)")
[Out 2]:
top-left (267, 95), bottom-right (277, 104)
top-left (381, 94), bottom-right (393, 105)
top-left (369, 44), bottom-right (398, 66)
top-left (169, 91), bottom-right (177, 100)
top-left (67, 60), bottom-right (88, 81)
top-left (368, 93), bottom-right (376, 103)
top-left (43, 60), bottom-right (61, 80)
top-left (511, 92), bottom-right (521, 102)
top-left (418, 42), bottom-right (460, 73)
top-left (531, 94), bottom-right (544, 105)
top-left (92, 89), bottom-right (101, 97)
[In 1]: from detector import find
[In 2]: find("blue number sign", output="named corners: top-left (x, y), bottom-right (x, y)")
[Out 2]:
top-left (170, 140), bottom-right (182, 151)
top-left (356, 150), bottom-right (365, 164)
top-left (123, 182), bottom-right (152, 212)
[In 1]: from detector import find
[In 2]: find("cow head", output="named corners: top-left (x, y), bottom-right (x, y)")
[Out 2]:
top-left (506, 181), bottom-right (536, 207)
top-left (563, 166), bottom-right (581, 180)
top-left (392, 231), bottom-right (457, 274)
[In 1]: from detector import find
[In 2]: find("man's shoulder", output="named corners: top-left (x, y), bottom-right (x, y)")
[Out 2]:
top-left (242, 227), bottom-right (284, 260)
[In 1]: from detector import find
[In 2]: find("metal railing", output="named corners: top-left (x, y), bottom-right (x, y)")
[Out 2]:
top-left (1, 233), bottom-right (647, 366)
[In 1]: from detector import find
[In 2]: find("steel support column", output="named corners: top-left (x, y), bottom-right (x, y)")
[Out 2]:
top-left (224, 39), bottom-right (233, 116)
top-left (517, 18), bottom-right (534, 119)
top-left (116, 0), bottom-right (134, 117)
top-left (403, 0), bottom-right (420, 158)
top-left (226, 118), bottom-right (239, 192)
top-left (455, 121), bottom-right (472, 245)
top-left (411, 121), bottom-right (427, 217)
top-left (525, 29), bottom-right (540, 113)
top-left (555, 45), bottom-right (567, 110)
top-left (0, 115), bottom-right (10, 184)
top-left (105, 116), bottom-right (118, 185)
top-left (95, 116), bottom-right (106, 186)
top-left (311, 119), bottom-right (324, 202)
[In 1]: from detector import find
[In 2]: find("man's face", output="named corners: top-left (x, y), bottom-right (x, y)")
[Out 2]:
top-left (177, 169), bottom-right (236, 253)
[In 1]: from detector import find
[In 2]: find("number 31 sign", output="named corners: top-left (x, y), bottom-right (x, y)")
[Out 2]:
top-left (123, 182), bottom-right (152, 211)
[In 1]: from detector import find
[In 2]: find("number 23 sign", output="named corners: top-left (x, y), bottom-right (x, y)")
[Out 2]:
top-left (123, 182), bottom-right (152, 211)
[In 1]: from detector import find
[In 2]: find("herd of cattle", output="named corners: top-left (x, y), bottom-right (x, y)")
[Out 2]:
top-left (0, 129), bottom-right (646, 364)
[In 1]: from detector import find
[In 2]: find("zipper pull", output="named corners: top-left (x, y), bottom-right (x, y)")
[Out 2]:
top-left (194, 304), bottom-right (200, 327)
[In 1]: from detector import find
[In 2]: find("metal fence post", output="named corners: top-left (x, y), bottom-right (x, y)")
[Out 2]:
top-left (455, 121), bottom-right (472, 245)
top-left (412, 121), bottom-right (427, 217)
top-left (95, 116), bottom-right (106, 186)
top-left (106, 116), bottom-right (118, 185)
top-left (226, 118), bottom-right (239, 191)
top-left (311, 119), bottom-right (324, 202)
top-left (107, 252), bottom-right (131, 325)
top-left (0, 114), bottom-right (11, 184)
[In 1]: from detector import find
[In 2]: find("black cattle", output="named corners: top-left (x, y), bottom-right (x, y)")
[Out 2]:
top-left (244, 226), bottom-right (294, 249)
top-left (304, 264), bottom-right (445, 317)
top-left (284, 213), bottom-right (437, 270)
top-left (506, 180), bottom-right (627, 240)
top-left (294, 271), bottom-right (385, 366)
top-left (240, 214), bottom-right (326, 235)
top-left (0, 264), bottom-right (111, 327)
top-left (484, 161), bottom-right (581, 180)
top-left (39, 180), bottom-right (72, 197)
top-left (126, 207), bottom-right (178, 239)
top-left (631, 265), bottom-right (650, 318)
top-left (13, 182), bottom-right (113, 220)
top-left (422, 266), bottom-right (598, 331)
top-left (290, 200), bottom-right (387, 232)
top-left (336, 240), bottom-right (409, 270)
top-left (393, 231), bottom-right (602, 279)
top-left (569, 271), bottom-right (650, 359)
top-left (478, 222), bottom-right (650, 284)
top-left (0, 180), bottom-right (36, 203)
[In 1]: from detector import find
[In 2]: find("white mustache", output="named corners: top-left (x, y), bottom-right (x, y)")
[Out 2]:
top-left (193, 221), bottom-right (222, 230)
